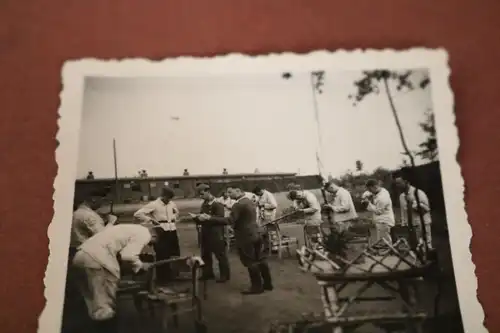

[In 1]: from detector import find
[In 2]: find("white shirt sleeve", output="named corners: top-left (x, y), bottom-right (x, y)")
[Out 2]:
top-left (134, 201), bottom-right (156, 222)
top-left (120, 230), bottom-right (151, 273)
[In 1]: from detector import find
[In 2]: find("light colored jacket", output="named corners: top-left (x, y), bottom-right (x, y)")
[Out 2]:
top-left (328, 187), bottom-right (358, 223)
top-left (292, 190), bottom-right (322, 226)
top-left (366, 188), bottom-right (395, 227)
top-left (78, 224), bottom-right (151, 279)
top-left (257, 190), bottom-right (278, 222)
top-left (400, 186), bottom-right (432, 226)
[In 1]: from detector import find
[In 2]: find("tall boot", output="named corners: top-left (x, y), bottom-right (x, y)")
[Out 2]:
top-left (259, 262), bottom-right (273, 291)
top-left (241, 266), bottom-right (264, 295)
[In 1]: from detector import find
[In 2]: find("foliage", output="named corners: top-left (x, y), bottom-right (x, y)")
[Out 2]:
top-left (416, 110), bottom-right (438, 161)
top-left (348, 69), bottom-right (436, 164)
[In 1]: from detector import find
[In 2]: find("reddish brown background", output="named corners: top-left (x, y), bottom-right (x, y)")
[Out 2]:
top-left (1, 1), bottom-right (499, 332)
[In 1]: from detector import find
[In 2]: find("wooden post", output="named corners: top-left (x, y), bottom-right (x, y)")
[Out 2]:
top-left (113, 139), bottom-right (120, 204)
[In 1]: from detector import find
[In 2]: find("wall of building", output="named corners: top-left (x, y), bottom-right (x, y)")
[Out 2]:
top-left (74, 174), bottom-right (322, 204)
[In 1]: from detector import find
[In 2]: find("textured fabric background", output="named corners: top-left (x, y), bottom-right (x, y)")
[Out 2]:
top-left (0, 1), bottom-right (499, 332)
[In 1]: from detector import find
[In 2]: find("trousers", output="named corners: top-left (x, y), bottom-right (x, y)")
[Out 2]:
top-left (201, 236), bottom-right (230, 279)
top-left (72, 250), bottom-right (119, 321)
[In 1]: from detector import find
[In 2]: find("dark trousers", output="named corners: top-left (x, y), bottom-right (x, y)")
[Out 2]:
top-left (154, 229), bottom-right (181, 284)
top-left (200, 237), bottom-right (230, 280)
top-left (237, 235), bottom-right (273, 289)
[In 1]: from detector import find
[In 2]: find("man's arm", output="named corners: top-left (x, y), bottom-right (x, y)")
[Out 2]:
top-left (331, 190), bottom-right (351, 213)
top-left (204, 202), bottom-right (240, 225)
top-left (413, 189), bottom-right (430, 212)
top-left (302, 193), bottom-right (320, 214)
top-left (120, 231), bottom-right (151, 273)
top-left (264, 193), bottom-right (278, 210)
top-left (367, 192), bottom-right (391, 215)
top-left (133, 202), bottom-right (156, 222)
top-left (84, 214), bottom-right (105, 236)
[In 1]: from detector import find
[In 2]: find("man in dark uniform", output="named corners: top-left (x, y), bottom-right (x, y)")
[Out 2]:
top-left (198, 186), bottom-right (273, 295)
top-left (191, 184), bottom-right (231, 283)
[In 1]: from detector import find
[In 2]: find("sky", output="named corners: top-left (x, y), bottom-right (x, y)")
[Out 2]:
top-left (76, 69), bottom-right (433, 179)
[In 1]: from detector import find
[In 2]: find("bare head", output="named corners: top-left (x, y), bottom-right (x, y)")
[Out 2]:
top-left (323, 181), bottom-right (340, 194)
top-left (252, 186), bottom-right (264, 197)
top-left (227, 186), bottom-right (243, 200)
top-left (365, 179), bottom-right (381, 195)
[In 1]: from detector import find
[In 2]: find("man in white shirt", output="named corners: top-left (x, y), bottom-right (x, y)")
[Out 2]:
top-left (71, 191), bottom-right (117, 257)
top-left (288, 189), bottom-right (323, 247)
top-left (394, 175), bottom-right (433, 250)
top-left (134, 187), bottom-right (180, 284)
top-left (217, 190), bottom-right (235, 218)
top-left (72, 223), bottom-right (158, 333)
top-left (363, 179), bottom-right (395, 248)
top-left (323, 181), bottom-right (358, 232)
top-left (253, 186), bottom-right (278, 224)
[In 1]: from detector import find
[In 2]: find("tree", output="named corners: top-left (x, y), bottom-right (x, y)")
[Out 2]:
top-left (416, 109), bottom-right (438, 161)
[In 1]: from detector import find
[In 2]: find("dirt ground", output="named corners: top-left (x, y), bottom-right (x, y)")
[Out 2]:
top-left (62, 219), bottom-right (464, 333)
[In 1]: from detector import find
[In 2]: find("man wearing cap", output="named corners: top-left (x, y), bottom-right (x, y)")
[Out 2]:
top-left (134, 186), bottom-right (180, 284)
top-left (197, 186), bottom-right (274, 294)
top-left (191, 184), bottom-right (230, 282)
top-left (72, 223), bottom-right (159, 333)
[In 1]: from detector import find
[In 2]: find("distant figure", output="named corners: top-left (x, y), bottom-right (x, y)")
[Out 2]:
top-left (253, 186), bottom-right (278, 223)
top-left (86, 171), bottom-right (95, 180)
top-left (192, 184), bottom-right (231, 283)
top-left (217, 189), bottom-right (235, 218)
top-left (183, 169), bottom-right (190, 176)
top-left (133, 187), bottom-right (180, 284)
top-left (393, 174), bottom-right (433, 250)
top-left (323, 181), bottom-right (358, 232)
top-left (362, 179), bottom-right (395, 247)
top-left (254, 168), bottom-right (260, 174)
top-left (222, 168), bottom-right (228, 175)
top-left (197, 186), bottom-right (273, 294)
top-left (72, 224), bottom-right (158, 333)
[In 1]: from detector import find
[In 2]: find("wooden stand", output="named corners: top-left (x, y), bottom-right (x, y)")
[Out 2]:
top-left (272, 238), bottom-right (431, 333)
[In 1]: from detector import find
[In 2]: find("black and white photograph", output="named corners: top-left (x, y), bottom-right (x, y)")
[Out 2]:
top-left (40, 50), bottom-right (483, 333)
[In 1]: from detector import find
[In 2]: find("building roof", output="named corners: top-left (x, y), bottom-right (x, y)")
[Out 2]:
top-left (76, 172), bottom-right (298, 184)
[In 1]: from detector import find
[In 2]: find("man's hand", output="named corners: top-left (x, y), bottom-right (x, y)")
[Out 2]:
top-left (188, 213), bottom-right (199, 220)
top-left (198, 213), bottom-right (211, 221)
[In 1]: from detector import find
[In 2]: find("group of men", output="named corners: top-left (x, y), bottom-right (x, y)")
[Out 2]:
top-left (67, 172), bottom-right (433, 333)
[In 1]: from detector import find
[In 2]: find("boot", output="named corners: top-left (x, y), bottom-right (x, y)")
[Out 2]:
top-left (241, 266), bottom-right (264, 295)
top-left (216, 256), bottom-right (231, 283)
top-left (259, 262), bottom-right (274, 291)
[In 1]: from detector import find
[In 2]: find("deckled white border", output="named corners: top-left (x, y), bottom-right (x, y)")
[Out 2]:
top-left (39, 49), bottom-right (485, 333)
